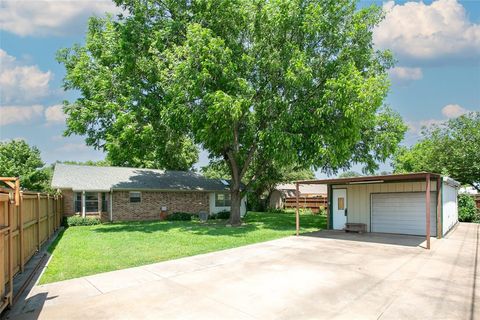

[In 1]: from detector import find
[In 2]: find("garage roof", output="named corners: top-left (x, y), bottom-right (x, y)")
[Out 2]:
top-left (296, 172), bottom-right (445, 185)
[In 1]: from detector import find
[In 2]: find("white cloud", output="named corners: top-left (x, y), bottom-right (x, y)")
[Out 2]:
top-left (407, 119), bottom-right (444, 135)
top-left (389, 66), bottom-right (423, 85)
top-left (56, 142), bottom-right (90, 152)
top-left (0, 105), bottom-right (44, 126)
top-left (441, 104), bottom-right (469, 118)
top-left (407, 103), bottom-right (473, 135)
top-left (374, 0), bottom-right (480, 63)
top-left (0, 49), bottom-right (52, 104)
top-left (45, 104), bottom-right (66, 124)
top-left (0, 0), bottom-right (121, 37)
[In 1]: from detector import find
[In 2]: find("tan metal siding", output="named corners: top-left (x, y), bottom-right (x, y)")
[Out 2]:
top-left (333, 181), bottom-right (437, 231)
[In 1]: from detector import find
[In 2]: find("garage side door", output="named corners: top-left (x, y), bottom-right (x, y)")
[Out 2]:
top-left (371, 192), bottom-right (437, 236)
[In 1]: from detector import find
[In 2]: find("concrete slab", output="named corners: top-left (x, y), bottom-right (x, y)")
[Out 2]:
top-left (143, 256), bottom-right (208, 278)
top-left (84, 265), bottom-right (163, 293)
top-left (5, 222), bottom-right (479, 320)
top-left (28, 277), bottom-right (101, 307)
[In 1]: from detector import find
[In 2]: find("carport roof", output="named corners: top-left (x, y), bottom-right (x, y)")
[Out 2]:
top-left (296, 172), bottom-right (443, 185)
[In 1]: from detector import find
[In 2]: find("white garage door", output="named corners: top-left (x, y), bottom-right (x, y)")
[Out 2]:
top-left (371, 192), bottom-right (437, 236)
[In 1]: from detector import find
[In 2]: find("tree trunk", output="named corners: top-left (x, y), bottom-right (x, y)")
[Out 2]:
top-left (229, 187), bottom-right (242, 226)
top-left (225, 143), bottom-right (256, 226)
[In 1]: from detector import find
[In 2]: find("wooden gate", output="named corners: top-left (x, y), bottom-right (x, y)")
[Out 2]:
top-left (0, 178), bottom-right (63, 313)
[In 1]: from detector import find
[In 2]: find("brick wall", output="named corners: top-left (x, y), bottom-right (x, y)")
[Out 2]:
top-left (112, 190), bottom-right (210, 221)
top-left (62, 189), bottom-right (75, 216)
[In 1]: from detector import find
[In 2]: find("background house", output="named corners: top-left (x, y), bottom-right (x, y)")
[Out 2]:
top-left (269, 183), bottom-right (327, 213)
top-left (52, 164), bottom-right (246, 221)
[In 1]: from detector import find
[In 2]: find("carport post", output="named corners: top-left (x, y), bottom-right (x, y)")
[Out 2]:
top-left (426, 174), bottom-right (431, 249)
top-left (296, 182), bottom-right (300, 236)
top-left (436, 177), bottom-right (442, 239)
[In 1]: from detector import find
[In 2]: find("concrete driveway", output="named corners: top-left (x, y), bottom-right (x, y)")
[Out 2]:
top-left (7, 223), bottom-right (479, 320)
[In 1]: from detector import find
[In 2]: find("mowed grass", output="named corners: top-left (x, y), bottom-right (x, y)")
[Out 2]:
top-left (40, 212), bottom-right (326, 284)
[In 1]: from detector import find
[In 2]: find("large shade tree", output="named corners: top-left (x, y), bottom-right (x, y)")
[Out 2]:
top-left (59, 0), bottom-right (406, 225)
top-left (393, 112), bottom-right (480, 191)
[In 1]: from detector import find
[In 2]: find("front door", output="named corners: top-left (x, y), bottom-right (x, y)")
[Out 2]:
top-left (332, 189), bottom-right (347, 230)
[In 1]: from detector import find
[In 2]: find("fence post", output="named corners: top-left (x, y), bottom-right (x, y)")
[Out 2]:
top-left (19, 191), bottom-right (24, 272)
top-left (47, 194), bottom-right (50, 238)
top-left (61, 195), bottom-right (64, 226)
top-left (57, 196), bottom-right (59, 227)
top-left (7, 197), bottom-right (14, 306)
top-left (53, 195), bottom-right (57, 231)
top-left (36, 193), bottom-right (40, 250)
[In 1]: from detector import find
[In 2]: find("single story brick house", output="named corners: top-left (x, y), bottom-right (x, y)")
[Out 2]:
top-left (51, 164), bottom-right (246, 221)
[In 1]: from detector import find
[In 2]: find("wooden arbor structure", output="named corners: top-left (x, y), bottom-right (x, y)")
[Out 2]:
top-left (294, 172), bottom-right (444, 250)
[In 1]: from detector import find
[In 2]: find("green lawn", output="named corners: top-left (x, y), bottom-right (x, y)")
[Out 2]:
top-left (40, 212), bottom-right (326, 284)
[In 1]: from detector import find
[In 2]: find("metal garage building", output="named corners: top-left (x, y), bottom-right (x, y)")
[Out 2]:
top-left (295, 173), bottom-right (459, 249)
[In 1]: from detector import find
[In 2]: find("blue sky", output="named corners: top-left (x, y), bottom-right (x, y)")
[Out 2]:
top-left (0, 0), bottom-right (479, 177)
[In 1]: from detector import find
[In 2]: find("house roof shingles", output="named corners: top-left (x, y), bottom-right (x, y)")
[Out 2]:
top-left (51, 164), bottom-right (231, 192)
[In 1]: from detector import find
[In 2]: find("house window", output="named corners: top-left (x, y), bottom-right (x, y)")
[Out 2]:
top-left (338, 197), bottom-right (345, 210)
top-left (74, 192), bottom-right (101, 212)
top-left (130, 191), bottom-right (141, 203)
top-left (85, 192), bottom-right (99, 212)
top-left (215, 193), bottom-right (231, 207)
top-left (75, 192), bottom-right (82, 212)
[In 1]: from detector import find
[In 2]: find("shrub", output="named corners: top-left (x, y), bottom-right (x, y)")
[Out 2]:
top-left (166, 212), bottom-right (193, 221)
top-left (458, 194), bottom-right (479, 222)
top-left (317, 207), bottom-right (327, 216)
top-left (64, 216), bottom-right (101, 227)
top-left (299, 208), bottom-right (313, 215)
top-left (216, 211), bottom-right (230, 219)
top-left (246, 192), bottom-right (267, 212)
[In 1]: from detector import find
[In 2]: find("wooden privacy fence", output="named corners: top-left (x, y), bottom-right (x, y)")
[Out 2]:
top-left (0, 180), bottom-right (63, 313)
top-left (285, 196), bottom-right (327, 213)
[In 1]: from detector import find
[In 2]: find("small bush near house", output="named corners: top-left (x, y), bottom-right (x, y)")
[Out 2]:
top-left (300, 208), bottom-right (313, 215)
top-left (317, 207), bottom-right (327, 216)
top-left (166, 212), bottom-right (193, 221)
top-left (458, 194), bottom-right (479, 222)
top-left (64, 216), bottom-right (101, 227)
top-left (216, 211), bottom-right (231, 219)
top-left (267, 208), bottom-right (286, 214)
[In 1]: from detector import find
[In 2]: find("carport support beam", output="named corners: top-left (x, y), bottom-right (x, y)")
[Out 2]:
top-left (426, 174), bottom-right (431, 250)
top-left (436, 177), bottom-right (442, 239)
top-left (296, 182), bottom-right (300, 236)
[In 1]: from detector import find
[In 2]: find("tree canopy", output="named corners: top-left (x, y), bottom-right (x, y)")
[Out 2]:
top-left (59, 0), bottom-right (406, 224)
top-left (338, 171), bottom-right (362, 178)
top-left (393, 112), bottom-right (480, 191)
top-left (56, 160), bottom-right (112, 167)
top-left (0, 140), bottom-right (50, 191)
top-left (201, 159), bottom-right (315, 210)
